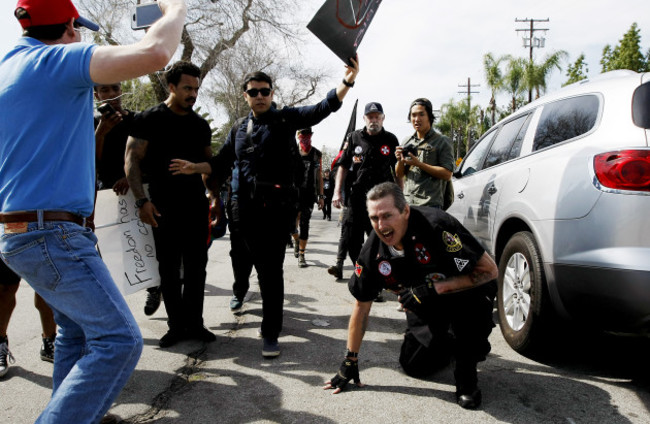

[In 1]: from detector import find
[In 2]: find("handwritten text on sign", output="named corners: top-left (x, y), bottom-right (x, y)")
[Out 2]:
top-left (95, 186), bottom-right (160, 296)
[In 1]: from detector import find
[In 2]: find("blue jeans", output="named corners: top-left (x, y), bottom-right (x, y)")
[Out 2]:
top-left (0, 219), bottom-right (143, 424)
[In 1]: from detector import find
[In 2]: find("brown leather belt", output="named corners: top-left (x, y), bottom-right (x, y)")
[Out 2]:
top-left (0, 211), bottom-right (85, 227)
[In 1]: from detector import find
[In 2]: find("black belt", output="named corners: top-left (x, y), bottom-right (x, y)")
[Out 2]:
top-left (0, 211), bottom-right (86, 227)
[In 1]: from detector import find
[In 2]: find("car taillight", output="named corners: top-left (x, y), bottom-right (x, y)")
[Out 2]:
top-left (594, 150), bottom-right (650, 191)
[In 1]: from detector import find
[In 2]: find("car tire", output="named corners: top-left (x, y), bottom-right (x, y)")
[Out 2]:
top-left (497, 231), bottom-right (551, 355)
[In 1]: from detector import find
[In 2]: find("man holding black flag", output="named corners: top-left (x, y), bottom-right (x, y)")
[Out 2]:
top-left (172, 57), bottom-right (359, 358)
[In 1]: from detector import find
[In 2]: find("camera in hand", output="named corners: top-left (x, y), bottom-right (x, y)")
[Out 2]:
top-left (402, 144), bottom-right (418, 157)
top-left (97, 102), bottom-right (116, 116)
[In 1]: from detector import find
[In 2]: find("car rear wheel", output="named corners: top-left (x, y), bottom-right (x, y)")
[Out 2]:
top-left (497, 231), bottom-right (551, 355)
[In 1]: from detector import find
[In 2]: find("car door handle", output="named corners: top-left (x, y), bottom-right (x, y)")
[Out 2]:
top-left (457, 192), bottom-right (464, 199)
top-left (487, 185), bottom-right (497, 195)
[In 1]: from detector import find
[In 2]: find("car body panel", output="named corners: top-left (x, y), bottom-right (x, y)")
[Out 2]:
top-left (447, 70), bottom-right (650, 335)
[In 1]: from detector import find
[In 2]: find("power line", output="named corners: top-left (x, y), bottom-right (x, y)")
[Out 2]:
top-left (457, 77), bottom-right (480, 151)
top-left (515, 17), bottom-right (550, 102)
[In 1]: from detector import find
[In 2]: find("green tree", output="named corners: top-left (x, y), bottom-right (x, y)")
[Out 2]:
top-left (563, 53), bottom-right (589, 86)
top-left (601, 23), bottom-right (648, 72)
top-left (504, 57), bottom-right (527, 112)
top-left (436, 98), bottom-right (482, 159)
top-left (483, 53), bottom-right (507, 127)
top-left (78, 0), bottom-right (331, 124)
top-left (527, 50), bottom-right (568, 99)
top-left (120, 78), bottom-right (158, 112)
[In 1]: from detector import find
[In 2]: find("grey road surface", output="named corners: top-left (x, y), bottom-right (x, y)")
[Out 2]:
top-left (2, 210), bottom-right (649, 423)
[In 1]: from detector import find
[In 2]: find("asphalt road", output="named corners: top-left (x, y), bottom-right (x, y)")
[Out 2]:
top-left (2, 209), bottom-right (649, 423)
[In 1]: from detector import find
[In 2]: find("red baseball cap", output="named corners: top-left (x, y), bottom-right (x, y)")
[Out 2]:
top-left (15, 0), bottom-right (99, 31)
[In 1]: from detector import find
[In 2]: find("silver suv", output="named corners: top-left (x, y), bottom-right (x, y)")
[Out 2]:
top-left (447, 70), bottom-right (650, 355)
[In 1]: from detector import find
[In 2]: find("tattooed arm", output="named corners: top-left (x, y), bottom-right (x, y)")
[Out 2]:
top-left (125, 136), bottom-right (161, 227)
top-left (434, 252), bottom-right (498, 294)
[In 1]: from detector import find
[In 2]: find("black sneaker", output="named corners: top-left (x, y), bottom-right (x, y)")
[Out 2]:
top-left (186, 326), bottom-right (216, 343)
top-left (229, 295), bottom-right (243, 312)
top-left (0, 336), bottom-right (15, 378)
top-left (262, 338), bottom-right (280, 358)
top-left (159, 330), bottom-right (184, 348)
top-left (40, 335), bottom-right (55, 363)
top-left (144, 287), bottom-right (162, 316)
top-left (298, 254), bottom-right (307, 268)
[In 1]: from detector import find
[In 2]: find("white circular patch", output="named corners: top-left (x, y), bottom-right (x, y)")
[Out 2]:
top-left (354, 146), bottom-right (363, 154)
top-left (378, 260), bottom-right (392, 276)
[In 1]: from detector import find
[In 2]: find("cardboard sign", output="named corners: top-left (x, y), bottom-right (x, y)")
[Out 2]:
top-left (94, 186), bottom-right (160, 296)
top-left (307, 0), bottom-right (383, 64)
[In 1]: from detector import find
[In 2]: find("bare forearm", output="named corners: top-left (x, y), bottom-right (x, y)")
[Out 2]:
top-left (90, 1), bottom-right (187, 84)
top-left (418, 162), bottom-right (452, 181)
top-left (125, 137), bottom-right (148, 200)
top-left (347, 301), bottom-right (372, 354)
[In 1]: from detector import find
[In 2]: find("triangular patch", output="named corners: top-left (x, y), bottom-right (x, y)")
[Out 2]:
top-left (454, 258), bottom-right (469, 272)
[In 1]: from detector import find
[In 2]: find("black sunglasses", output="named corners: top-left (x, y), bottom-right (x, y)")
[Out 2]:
top-left (246, 88), bottom-right (272, 98)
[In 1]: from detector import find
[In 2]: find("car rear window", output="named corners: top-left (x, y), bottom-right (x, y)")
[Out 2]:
top-left (533, 95), bottom-right (599, 151)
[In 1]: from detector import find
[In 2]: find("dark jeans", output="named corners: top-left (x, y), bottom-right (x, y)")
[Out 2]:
top-left (323, 200), bottom-right (332, 219)
top-left (343, 196), bottom-right (373, 263)
top-left (400, 281), bottom-right (497, 378)
top-left (152, 204), bottom-right (209, 332)
top-left (230, 198), bottom-right (290, 340)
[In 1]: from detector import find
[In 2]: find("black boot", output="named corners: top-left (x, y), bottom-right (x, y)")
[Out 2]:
top-left (327, 260), bottom-right (343, 279)
top-left (454, 361), bottom-right (481, 409)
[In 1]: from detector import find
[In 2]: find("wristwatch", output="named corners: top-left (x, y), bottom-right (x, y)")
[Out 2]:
top-left (135, 197), bottom-right (149, 208)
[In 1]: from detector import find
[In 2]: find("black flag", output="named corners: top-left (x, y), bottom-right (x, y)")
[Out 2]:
top-left (307, 0), bottom-right (383, 65)
top-left (340, 99), bottom-right (358, 151)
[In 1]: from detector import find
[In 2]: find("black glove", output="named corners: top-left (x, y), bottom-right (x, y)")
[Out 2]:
top-left (398, 284), bottom-right (437, 316)
top-left (329, 359), bottom-right (360, 391)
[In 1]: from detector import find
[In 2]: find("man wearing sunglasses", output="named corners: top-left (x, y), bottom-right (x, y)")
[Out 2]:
top-left (0, 0), bottom-right (186, 422)
top-left (202, 58), bottom-right (359, 358)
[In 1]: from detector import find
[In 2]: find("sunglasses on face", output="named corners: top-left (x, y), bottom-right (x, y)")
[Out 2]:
top-left (245, 88), bottom-right (272, 98)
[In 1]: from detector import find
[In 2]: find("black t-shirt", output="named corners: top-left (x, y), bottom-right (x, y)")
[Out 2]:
top-left (94, 109), bottom-right (135, 190)
top-left (299, 146), bottom-right (321, 200)
top-left (130, 103), bottom-right (212, 209)
top-left (339, 128), bottom-right (399, 203)
top-left (349, 206), bottom-right (485, 302)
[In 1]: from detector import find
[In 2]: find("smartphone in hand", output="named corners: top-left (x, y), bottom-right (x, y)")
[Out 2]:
top-left (131, 2), bottom-right (162, 30)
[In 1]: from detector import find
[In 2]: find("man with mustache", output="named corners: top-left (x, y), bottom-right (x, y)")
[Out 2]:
top-left (125, 61), bottom-right (215, 348)
top-left (329, 102), bottom-right (399, 288)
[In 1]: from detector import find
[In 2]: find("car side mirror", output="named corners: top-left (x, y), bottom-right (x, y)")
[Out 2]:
top-left (632, 81), bottom-right (650, 129)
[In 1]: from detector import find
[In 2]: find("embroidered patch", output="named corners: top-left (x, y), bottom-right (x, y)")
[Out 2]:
top-left (378, 260), bottom-right (392, 276)
top-left (353, 155), bottom-right (363, 164)
top-left (380, 145), bottom-right (391, 156)
top-left (454, 258), bottom-right (469, 272)
top-left (442, 231), bottom-right (462, 252)
top-left (414, 243), bottom-right (431, 264)
top-left (354, 262), bottom-right (363, 277)
top-left (425, 272), bottom-right (446, 284)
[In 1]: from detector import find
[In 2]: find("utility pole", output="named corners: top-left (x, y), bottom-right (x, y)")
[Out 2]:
top-left (515, 17), bottom-right (549, 103)
top-left (458, 77), bottom-right (480, 154)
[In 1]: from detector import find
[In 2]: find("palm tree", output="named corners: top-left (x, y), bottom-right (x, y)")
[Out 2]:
top-left (483, 53), bottom-right (506, 126)
top-left (527, 50), bottom-right (568, 99)
top-left (504, 57), bottom-right (527, 112)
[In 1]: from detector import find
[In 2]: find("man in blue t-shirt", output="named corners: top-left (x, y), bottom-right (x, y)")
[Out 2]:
top-left (0, 0), bottom-right (187, 422)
